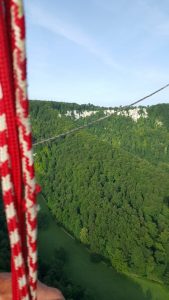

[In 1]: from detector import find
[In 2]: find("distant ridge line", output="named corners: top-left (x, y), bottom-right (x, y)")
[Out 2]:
top-left (33, 83), bottom-right (169, 146)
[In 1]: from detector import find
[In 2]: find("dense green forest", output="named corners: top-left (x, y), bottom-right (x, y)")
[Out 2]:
top-left (1, 101), bottom-right (169, 297)
top-left (30, 101), bottom-right (169, 285)
top-left (88, 105), bottom-right (169, 167)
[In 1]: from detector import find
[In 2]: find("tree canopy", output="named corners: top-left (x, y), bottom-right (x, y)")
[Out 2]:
top-left (30, 101), bottom-right (169, 284)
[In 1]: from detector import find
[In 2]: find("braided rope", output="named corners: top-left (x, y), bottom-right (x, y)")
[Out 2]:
top-left (0, 84), bottom-right (29, 300)
top-left (10, 1), bottom-right (37, 298)
top-left (0, 1), bottom-right (37, 299)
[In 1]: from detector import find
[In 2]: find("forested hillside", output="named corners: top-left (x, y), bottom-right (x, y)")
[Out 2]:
top-left (30, 100), bottom-right (169, 284)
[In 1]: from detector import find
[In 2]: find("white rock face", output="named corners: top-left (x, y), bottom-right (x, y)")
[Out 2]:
top-left (64, 107), bottom-right (148, 122)
top-left (104, 107), bottom-right (148, 122)
top-left (104, 109), bottom-right (115, 115)
top-left (65, 110), bottom-right (99, 119)
top-left (65, 111), bottom-right (72, 117)
top-left (117, 110), bottom-right (128, 117)
top-left (128, 108), bottom-right (148, 122)
top-left (155, 119), bottom-right (163, 127)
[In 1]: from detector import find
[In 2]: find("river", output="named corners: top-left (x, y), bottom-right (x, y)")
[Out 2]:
top-left (38, 196), bottom-right (169, 300)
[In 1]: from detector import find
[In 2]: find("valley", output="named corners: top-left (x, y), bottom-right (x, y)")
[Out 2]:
top-left (30, 100), bottom-right (169, 298)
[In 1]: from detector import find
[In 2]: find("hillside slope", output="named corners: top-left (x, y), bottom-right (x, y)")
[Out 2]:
top-left (30, 100), bottom-right (169, 284)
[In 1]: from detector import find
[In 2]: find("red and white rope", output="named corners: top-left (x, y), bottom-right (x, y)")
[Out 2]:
top-left (0, 1), bottom-right (38, 299)
top-left (10, 1), bottom-right (37, 298)
top-left (0, 84), bottom-right (29, 300)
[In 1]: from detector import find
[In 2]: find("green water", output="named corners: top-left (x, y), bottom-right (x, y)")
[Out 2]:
top-left (38, 197), bottom-right (169, 300)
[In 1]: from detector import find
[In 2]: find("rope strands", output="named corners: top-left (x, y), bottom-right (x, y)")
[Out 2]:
top-left (10, 2), bottom-right (38, 298)
top-left (0, 1), bottom-right (38, 300)
top-left (33, 83), bottom-right (169, 147)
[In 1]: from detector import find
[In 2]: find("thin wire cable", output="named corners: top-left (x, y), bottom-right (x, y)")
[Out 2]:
top-left (33, 83), bottom-right (169, 146)
top-left (128, 83), bottom-right (169, 106)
